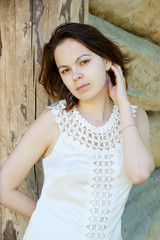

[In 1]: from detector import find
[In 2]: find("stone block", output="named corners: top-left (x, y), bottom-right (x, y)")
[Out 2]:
top-left (122, 167), bottom-right (160, 240)
top-left (89, 14), bottom-right (160, 111)
top-left (148, 112), bottom-right (160, 167)
top-left (89, 0), bottom-right (160, 45)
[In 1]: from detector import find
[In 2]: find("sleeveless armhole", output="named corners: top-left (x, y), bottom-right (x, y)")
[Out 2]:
top-left (42, 100), bottom-right (67, 160)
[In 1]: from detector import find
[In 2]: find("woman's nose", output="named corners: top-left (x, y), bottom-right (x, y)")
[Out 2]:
top-left (72, 72), bottom-right (83, 81)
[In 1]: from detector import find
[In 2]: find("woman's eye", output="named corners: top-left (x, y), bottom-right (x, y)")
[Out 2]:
top-left (81, 60), bottom-right (89, 65)
top-left (62, 69), bottom-right (69, 74)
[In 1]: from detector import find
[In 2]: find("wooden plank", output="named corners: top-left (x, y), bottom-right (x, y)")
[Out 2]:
top-left (0, 0), bottom-right (36, 239)
top-left (0, 0), bottom-right (88, 239)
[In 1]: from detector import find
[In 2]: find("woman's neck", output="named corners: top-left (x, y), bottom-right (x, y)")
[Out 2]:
top-left (76, 95), bottom-right (114, 127)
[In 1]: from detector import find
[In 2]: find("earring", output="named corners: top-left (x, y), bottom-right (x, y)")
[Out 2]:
top-left (105, 76), bottom-right (110, 85)
top-left (67, 92), bottom-right (73, 99)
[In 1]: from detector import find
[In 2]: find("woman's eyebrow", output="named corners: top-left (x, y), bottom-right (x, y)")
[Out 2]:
top-left (75, 54), bottom-right (91, 62)
top-left (58, 54), bottom-right (91, 70)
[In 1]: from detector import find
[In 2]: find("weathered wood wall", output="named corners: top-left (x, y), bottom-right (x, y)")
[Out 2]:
top-left (0, 0), bottom-right (88, 239)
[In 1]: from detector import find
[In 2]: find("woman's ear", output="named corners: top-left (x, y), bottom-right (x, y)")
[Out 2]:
top-left (105, 60), bottom-right (112, 71)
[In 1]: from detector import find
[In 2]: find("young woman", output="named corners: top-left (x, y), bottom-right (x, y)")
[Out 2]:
top-left (0, 23), bottom-right (154, 240)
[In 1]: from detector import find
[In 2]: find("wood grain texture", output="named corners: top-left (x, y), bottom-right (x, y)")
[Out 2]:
top-left (0, 0), bottom-right (36, 239)
top-left (0, 0), bottom-right (88, 239)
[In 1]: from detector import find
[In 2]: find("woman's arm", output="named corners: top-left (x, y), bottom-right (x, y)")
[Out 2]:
top-left (108, 63), bottom-right (155, 184)
top-left (0, 109), bottom-right (59, 218)
top-left (119, 100), bottom-right (155, 184)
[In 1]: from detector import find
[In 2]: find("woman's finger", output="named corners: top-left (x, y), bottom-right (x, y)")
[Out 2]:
top-left (112, 64), bottom-right (124, 76)
top-left (110, 64), bottom-right (125, 85)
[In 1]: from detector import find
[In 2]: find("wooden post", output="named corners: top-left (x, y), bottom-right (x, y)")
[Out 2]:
top-left (0, 0), bottom-right (88, 239)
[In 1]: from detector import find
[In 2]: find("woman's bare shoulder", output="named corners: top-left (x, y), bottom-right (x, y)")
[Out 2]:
top-left (37, 107), bottom-right (57, 127)
top-left (35, 107), bottom-right (60, 138)
top-left (35, 108), bottom-right (60, 158)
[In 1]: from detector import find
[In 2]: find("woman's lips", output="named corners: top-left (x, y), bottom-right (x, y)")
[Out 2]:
top-left (77, 83), bottom-right (89, 91)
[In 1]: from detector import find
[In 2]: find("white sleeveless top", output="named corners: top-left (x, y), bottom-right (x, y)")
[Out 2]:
top-left (23, 100), bottom-right (137, 240)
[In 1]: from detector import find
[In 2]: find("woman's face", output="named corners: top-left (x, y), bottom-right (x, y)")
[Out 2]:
top-left (54, 38), bottom-right (111, 103)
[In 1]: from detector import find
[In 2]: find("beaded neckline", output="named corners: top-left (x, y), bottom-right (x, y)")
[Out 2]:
top-left (48, 100), bottom-right (137, 154)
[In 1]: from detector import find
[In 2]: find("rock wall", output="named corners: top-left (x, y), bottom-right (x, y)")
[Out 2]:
top-left (88, 13), bottom-right (160, 167)
top-left (89, 0), bottom-right (160, 45)
top-left (88, 3), bottom-right (160, 239)
top-left (122, 167), bottom-right (160, 240)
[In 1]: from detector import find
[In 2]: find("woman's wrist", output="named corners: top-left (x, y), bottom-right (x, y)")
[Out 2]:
top-left (117, 99), bottom-right (130, 111)
top-left (118, 99), bottom-right (137, 131)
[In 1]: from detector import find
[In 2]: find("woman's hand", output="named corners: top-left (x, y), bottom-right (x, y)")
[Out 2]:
top-left (108, 64), bottom-right (129, 106)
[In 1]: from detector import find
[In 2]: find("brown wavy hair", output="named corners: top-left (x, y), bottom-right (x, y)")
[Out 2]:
top-left (38, 22), bottom-right (132, 110)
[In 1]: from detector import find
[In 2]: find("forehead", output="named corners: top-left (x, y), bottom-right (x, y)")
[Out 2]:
top-left (54, 38), bottom-right (93, 64)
